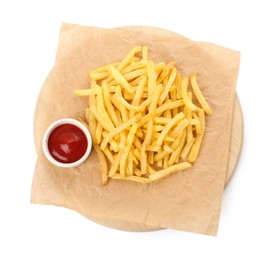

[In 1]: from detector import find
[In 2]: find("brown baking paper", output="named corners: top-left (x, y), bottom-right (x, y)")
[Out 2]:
top-left (31, 23), bottom-right (240, 236)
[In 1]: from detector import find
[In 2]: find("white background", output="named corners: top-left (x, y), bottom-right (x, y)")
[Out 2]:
top-left (0, 0), bottom-right (276, 259)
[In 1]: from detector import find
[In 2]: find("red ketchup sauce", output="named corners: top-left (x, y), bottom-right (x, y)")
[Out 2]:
top-left (48, 123), bottom-right (88, 163)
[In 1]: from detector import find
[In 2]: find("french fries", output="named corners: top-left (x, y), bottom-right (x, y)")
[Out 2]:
top-left (75, 46), bottom-right (212, 185)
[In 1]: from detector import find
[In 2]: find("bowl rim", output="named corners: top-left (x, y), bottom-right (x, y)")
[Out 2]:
top-left (42, 118), bottom-right (92, 168)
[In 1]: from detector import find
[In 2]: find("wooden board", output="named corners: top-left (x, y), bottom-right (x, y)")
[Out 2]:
top-left (90, 95), bottom-right (244, 231)
top-left (225, 95), bottom-right (243, 186)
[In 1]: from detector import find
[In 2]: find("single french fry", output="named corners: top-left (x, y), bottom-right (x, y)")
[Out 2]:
top-left (117, 113), bottom-right (126, 150)
top-left (133, 136), bottom-right (142, 151)
top-left (198, 108), bottom-right (206, 132)
top-left (112, 174), bottom-right (151, 183)
top-left (188, 134), bottom-right (204, 163)
top-left (169, 86), bottom-right (179, 116)
top-left (89, 62), bottom-right (119, 74)
top-left (133, 147), bottom-right (141, 161)
top-left (154, 99), bottom-right (184, 116)
top-left (89, 71), bottom-right (109, 81)
top-left (159, 67), bottom-right (177, 105)
top-left (123, 68), bottom-right (146, 81)
top-left (102, 80), bottom-right (119, 127)
top-left (88, 116), bottom-right (97, 144)
top-left (149, 162), bottom-right (192, 182)
top-left (163, 154), bottom-right (169, 168)
top-left (89, 83), bottom-right (96, 107)
top-left (74, 88), bottom-right (95, 96)
top-left (153, 117), bottom-right (171, 124)
top-left (132, 150), bottom-right (139, 165)
top-left (141, 119), bottom-right (153, 174)
top-left (120, 123), bottom-right (138, 177)
top-left (189, 119), bottom-right (200, 125)
top-left (142, 46), bottom-right (148, 60)
top-left (121, 60), bottom-right (147, 74)
top-left (190, 73), bottom-right (212, 115)
top-left (192, 112), bottom-right (202, 135)
top-left (128, 150), bottom-right (134, 175)
top-left (93, 144), bottom-right (109, 186)
top-left (95, 84), bottom-right (115, 131)
top-left (147, 60), bottom-right (156, 96)
top-left (95, 122), bottom-right (103, 144)
top-left (181, 76), bottom-right (199, 112)
top-left (184, 91), bottom-right (193, 143)
top-left (148, 84), bottom-right (163, 116)
top-left (146, 145), bottom-right (161, 152)
top-left (148, 151), bottom-right (154, 164)
top-left (117, 46), bottom-right (142, 72)
top-left (175, 72), bottom-right (182, 99)
top-left (129, 76), bottom-right (147, 118)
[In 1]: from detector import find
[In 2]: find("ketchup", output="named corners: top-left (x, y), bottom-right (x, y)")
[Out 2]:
top-left (48, 123), bottom-right (88, 163)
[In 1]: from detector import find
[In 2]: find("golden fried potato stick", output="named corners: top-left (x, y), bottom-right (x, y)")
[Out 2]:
top-left (102, 80), bottom-right (119, 126)
top-left (190, 73), bottom-right (212, 115)
top-left (95, 84), bottom-right (115, 131)
top-left (147, 60), bottom-right (157, 96)
top-left (149, 162), bottom-right (192, 182)
top-left (89, 62), bottom-right (119, 75)
top-left (159, 67), bottom-right (177, 105)
top-left (142, 46), bottom-right (148, 60)
top-left (181, 76), bottom-right (199, 111)
top-left (93, 143), bottom-right (109, 186)
top-left (121, 60), bottom-right (147, 74)
top-left (120, 123), bottom-right (138, 177)
top-left (117, 46), bottom-right (142, 72)
top-left (141, 119), bottom-right (153, 174)
top-left (112, 174), bottom-right (151, 183)
top-left (74, 88), bottom-right (95, 96)
top-left (188, 134), bottom-right (204, 163)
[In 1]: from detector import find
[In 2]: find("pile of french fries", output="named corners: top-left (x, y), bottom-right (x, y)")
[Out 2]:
top-left (74, 46), bottom-right (212, 185)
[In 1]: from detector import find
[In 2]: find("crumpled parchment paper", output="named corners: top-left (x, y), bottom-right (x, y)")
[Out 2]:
top-left (31, 23), bottom-right (240, 236)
